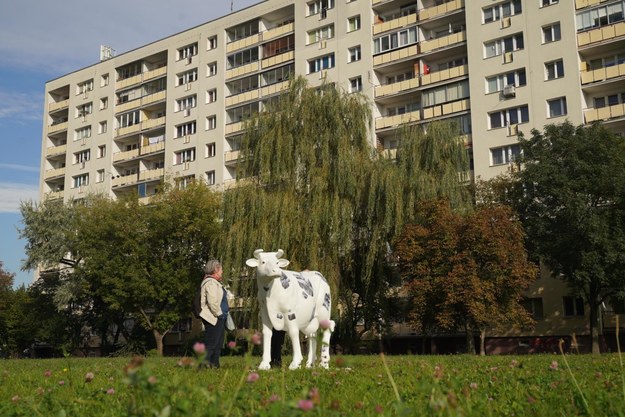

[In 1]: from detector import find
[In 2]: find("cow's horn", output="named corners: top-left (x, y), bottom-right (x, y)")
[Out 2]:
top-left (276, 249), bottom-right (284, 258)
top-left (253, 249), bottom-right (264, 259)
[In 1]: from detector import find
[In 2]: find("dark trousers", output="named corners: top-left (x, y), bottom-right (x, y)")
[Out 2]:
top-left (271, 330), bottom-right (286, 367)
top-left (202, 316), bottom-right (226, 368)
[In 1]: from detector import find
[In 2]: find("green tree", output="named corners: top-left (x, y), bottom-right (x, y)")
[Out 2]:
top-left (217, 76), bottom-right (472, 350)
top-left (395, 200), bottom-right (537, 354)
top-left (513, 122), bottom-right (625, 354)
top-left (0, 262), bottom-right (15, 354)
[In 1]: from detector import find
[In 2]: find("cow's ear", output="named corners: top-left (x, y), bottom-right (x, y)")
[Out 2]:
top-left (246, 259), bottom-right (259, 268)
top-left (277, 259), bottom-right (290, 268)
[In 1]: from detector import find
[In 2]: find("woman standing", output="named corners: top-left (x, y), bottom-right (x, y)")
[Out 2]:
top-left (199, 259), bottom-right (229, 368)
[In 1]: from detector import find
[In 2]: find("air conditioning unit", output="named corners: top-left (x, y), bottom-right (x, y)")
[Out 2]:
top-left (501, 17), bottom-right (511, 29)
top-left (184, 135), bottom-right (191, 143)
top-left (185, 83), bottom-right (192, 91)
top-left (502, 84), bottom-right (516, 98)
top-left (183, 161), bottom-right (190, 171)
top-left (319, 70), bottom-right (327, 80)
top-left (319, 39), bottom-right (327, 49)
top-left (503, 51), bottom-right (513, 64)
top-left (508, 124), bottom-right (519, 136)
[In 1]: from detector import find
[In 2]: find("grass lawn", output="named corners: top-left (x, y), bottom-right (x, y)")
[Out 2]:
top-left (2, 350), bottom-right (625, 416)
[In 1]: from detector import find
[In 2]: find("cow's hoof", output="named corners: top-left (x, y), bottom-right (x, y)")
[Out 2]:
top-left (319, 361), bottom-right (329, 369)
top-left (305, 362), bottom-right (313, 368)
top-left (288, 362), bottom-right (301, 370)
top-left (258, 362), bottom-right (271, 370)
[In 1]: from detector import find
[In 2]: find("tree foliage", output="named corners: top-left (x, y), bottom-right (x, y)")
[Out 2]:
top-left (510, 122), bottom-right (625, 354)
top-left (217, 76), bottom-right (472, 350)
top-left (395, 200), bottom-right (537, 354)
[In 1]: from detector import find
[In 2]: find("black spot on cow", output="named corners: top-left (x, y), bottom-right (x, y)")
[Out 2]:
top-left (288, 313), bottom-right (296, 321)
top-left (296, 274), bottom-right (314, 297)
top-left (280, 272), bottom-right (290, 289)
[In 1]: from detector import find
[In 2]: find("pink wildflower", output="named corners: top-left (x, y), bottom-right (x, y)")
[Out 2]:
top-left (246, 372), bottom-right (260, 383)
top-left (550, 360), bottom-right (558, 370)
top-left (44, 369), bottom-right (52, 378)
top-left (509, 359), bottom-right (518, 368)
top-left (193, 342), bottom-right (206, 355)
top-left (374, 404), bottom-right (384, 414)
top-left (268, 394), bottom-right (280, 403)
top-left (84, 372), bottom-right (94, 383)
top-left (228, 341), bottom-right (237, 349)
top-left (319, 319), bottom-right (331, 330)
top-left (469, 382), bottom-right (478, 390)
top-left (106, 388), bottom-right (115, 395)
top-left (58, 380), bottom-right (65, 386)
top-left (11, 395), bottom-right (19, 403)
top-left (298, 399), bottom-right (314, 411)
top-left (148, 376), bottom-right (157, 384)
top-left (250, 332), bottom-right (262, 345)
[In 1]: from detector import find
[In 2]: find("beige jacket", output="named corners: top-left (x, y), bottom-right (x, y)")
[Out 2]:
top-left (199, 277), bottom-right (224, 325)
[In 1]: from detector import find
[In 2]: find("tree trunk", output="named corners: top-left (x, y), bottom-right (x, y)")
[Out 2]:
top-left (479, 328), bottom-right (486, 356)
top-left (153, 330), bottom-right (164, 356)
top-left (589, 300), bottom-right (601, 354)
top-left (465, 322), bottom-right (476, 354)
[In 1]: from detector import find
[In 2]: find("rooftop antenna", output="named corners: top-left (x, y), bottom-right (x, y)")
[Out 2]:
top-left (231, 0), bottom-right (233, 11)
top-left (100, 45), bottom-right (115, 61)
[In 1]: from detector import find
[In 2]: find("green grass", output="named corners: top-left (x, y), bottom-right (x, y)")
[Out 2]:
top-left (1, 351), bottom-right (625, 416)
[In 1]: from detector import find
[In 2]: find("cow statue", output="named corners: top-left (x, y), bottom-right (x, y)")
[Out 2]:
top-left (246, 249), bottom-right (335, 370)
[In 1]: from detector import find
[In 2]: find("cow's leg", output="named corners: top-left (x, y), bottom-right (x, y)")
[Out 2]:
top-left (259, 313), bottom-right (273, 370)
top-left (287, 325), bottom-right (303, 369)
top-left (306, 333), bottom-right (317, 368)
top-left (319, 320), bottom-right (335, 369)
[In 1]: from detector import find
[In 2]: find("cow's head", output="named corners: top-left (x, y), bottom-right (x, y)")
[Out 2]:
top-left (246, 249), bottom-right (290, 285)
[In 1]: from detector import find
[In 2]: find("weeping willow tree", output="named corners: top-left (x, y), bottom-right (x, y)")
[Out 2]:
top-left (217, 76), bottom-right (472, 350)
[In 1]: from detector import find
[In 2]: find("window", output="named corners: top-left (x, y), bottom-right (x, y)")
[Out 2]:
top-left (374, 26), bottom-right (418, 54)
top-left (207, 62), bottom-right (218, 77)
top-left (97, 145), bottom-right (106, 158)
top-left (308, 53), bottom-right (335, 73)
top-left (100, 74), bottom-right (109, 87)
top-left (207, 89), bottom-right (217, 103)
top-left (548, 97), bottom-right (567, 118)
top-left (227, 19), bottom-right (259, 42)
top-left (488, 105), bottom-right (529, 129)
top-left (545, 59), bottom-right (564, 80)
top-left (207, 36), bottom-right (217, 50)
top-left (100, 97), bottom-right (108, 110)
top-left (72, 173), bottom-right (89, 188)
top-left (542, 0), bottom-right (558, 6)
top-left (98, 121), bottom-right (107, 134)
top-left (348, 46), bottom-right (361, 62)
top-left (262, 64), bottom-right (293, 86)
top-left (227, 47), bottom-right (259, 70)
top-left (75, 126), bottom-right (91, 141)
top-left (177, 69), bottom-right (198, 86)
top-left (386, 102), bottom-right (420, 116)
top-left (96, 169), bottom-right (105, 183)
top-left (206, 170), bottom-right (216, 185)
top-left (423, 80), bottom-right (470, 107)
top-left (486, 68), bottom-right (527, 94)
top-left (119, 110), bottom-right (140, 128)
top-left (176, 122), bottom-right (196, 137)
top-left (177, 95), bottom-right (197, 111)
top-left (77, 103), bottom-right (92, 117)
top-left (483, 1), bottom-right (522, 23)
top-left (484, 33), bottom-right (524, 58)
top-left (563, 296), bottom-right (585, 317)
top-left (77, 79), bottom-right (94, 95)
top-left (542, 23), bottom-right (561, 43)
top-left (490, 144), bottom-right (521, 165)
top-left (174, 148), bottom-right (196, 165)
top-left (308, 0), bottom-right (334, 16)
top-left (521, 298), bottom-right (544, 320)
top-left (307, 25), bottom-right (334, 44)
top-left (577, 3), bottom-right (625, 32)
top-left (73, 149), bottom-right (91, 164)
top-left (207, 115), bottom-right (217, 130)
top-left (348, 15), bottom-right (361, 32)
top-left (594, 93), bottom-right (625, 108)
top-left (206, 143), bottom-right (216, 158)
top-left (176, 175), bottom-right (195, 190)
top-left (178, 43), bottom-right (198, 60)
top-left (349, 76), bottom-right (362, 93)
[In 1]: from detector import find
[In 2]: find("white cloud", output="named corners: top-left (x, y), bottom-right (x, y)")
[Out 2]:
top-left (0, 163), bottom-right (40, 173)
top-left (0, 182), bottom-right (39, 213)
top-left (0, 90), bottom-right (42, 122)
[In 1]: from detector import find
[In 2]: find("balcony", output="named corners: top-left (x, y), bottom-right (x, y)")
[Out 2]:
top-left (580, 62), bottom-right (625, 85)
top-left (44, 167), bottom-right (66, 179)
top-left (141, 141), bottom-right (166, 155)
top-left (373, 44), bottom-right (418, 67)
top-left (263, 22), bottom-right (295, 43)
top-left (116, 90), bottom-right (166, 114)
top-left (260, 80), bottom-right (289, 97)
top-left (48, 99), bottom-right (69, 112)
top-left (48, 121), bottom-right (68, 134)
top-left (139, 168), bottom-right (164, 181)
top-left (115, 66), bottom-right (167, 90)
top-left (226, 89), bottom-right (260, 107)
top-left (576, 0), bottom-right (605, 10)
top-left (421, 64), bottom-right (468, 86)
top-left (375, 110), bottom-right (421, 130)
top-left (224, 150), bottom-right (241, 167)
top-left (375, 77), bottom-right (420, 99)
top-left (422, 98), bottom-right (470, 120)
top-left (577, 21), bottom-right (625, 47)
top-left (113, 148), bottom-right (140, 163)
top-left (46, 144), bottom-right (67, 157)
top-left (112, 173), bottom-right (139, 188)
top-left (46, 190), bottom-right (64, 200)
top-left (261, 50), bottom-right (294, 69)
top-left (115, 116), bottom-right (166, 138)
top-left (419, 30), bottom-right (466, 54)
top-left (373, 13), bottom-right (417, 36)
top-left (226, 33), bottom-right (261, 54)
top-left (226, 62), bottom-right (260, 80)
top-left (418, 0), bottom-right (464, 22)
top-left (584, 103), bottom-right (625, 123)
top-left (226, 121), bottom-right (245, 135)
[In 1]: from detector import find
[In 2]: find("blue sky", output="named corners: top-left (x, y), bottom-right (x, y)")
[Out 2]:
top-left (0, 0), bottom-right (259, 288)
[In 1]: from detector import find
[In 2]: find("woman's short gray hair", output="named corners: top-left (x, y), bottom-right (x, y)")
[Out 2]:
top-left (203, 259), bottom-right (222, 275)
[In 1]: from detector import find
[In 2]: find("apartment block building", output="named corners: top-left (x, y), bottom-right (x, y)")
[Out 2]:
top-left (41, 0), bottom-right (625, 353)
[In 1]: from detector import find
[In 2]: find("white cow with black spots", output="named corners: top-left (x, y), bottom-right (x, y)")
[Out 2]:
top-left (246, 249), bottom-right (335, 370)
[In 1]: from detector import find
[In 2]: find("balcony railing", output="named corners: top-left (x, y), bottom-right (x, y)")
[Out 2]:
top-left (226, 61), bottom-right (260, 80)
top-left (116, 90), bottom-right (166, 114)
top-left (375, 77), bottom-right (420, 98)
top-left (263, 22), bottom-right (295, 43)
top-left (44, 167), bottom-right (66, 179)
top-left (422, 98), bottom-right (470, 119)
top-left (261, 50), bottom-right (294, 69)
top-left (112, 173), bottom-right (139, 188)
top-left (375, 110), bottom-right (421, 130)
top-left (373, 44), bottom-right (418, 66)
top-left (577, 21), bottom-right (625, 47)
top-left (418, 0), bottom-right (464, 22)
top-left (581, 62), bottom-right (625, 84)
top-left (226, 121), bottom-right (245, 135)
top-left (576, 0), bottom-right (604, 10)
top-left (421, 64), bottom-right (468, 86)
top-left (48, 99), bottom-right (69, 112)
top-left (226, 90), bottom-right (261, 108)
top-left (113, 148), bottom-right (140, 162)
top-left (48, 121), bottom-right (68, 134)
top-left (584, 103), bottom-right (625, 123)
top-left (46, 144), bottom-right (67, 157)
top-left (139, 168), bottom-right (164, 181)
top-left (115, 65), bottom-right (167, 90)
top-left (373, 13), bottom-right (417, 36)
top-left (419, 30), bottom-right (466, 54)
top-left (226, 33), bottom-right (261, 54)
top-left (115, 116), bottom-right (166, 138)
